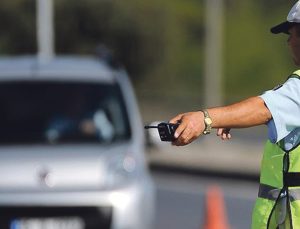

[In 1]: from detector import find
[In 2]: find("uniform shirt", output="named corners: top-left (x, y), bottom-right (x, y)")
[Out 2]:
top-left (259, 77), bottom-right (300, 151)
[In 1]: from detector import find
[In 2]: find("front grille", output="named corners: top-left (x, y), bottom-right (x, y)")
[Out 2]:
top-left (0, 206), bottom-right (112, 229)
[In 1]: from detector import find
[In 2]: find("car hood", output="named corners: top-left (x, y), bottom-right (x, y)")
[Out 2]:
top-left (0, 143), bottom-right (132, 191)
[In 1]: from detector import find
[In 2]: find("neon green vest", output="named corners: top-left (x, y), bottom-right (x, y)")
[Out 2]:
top-left (252, 71), bottom-right (300, 229)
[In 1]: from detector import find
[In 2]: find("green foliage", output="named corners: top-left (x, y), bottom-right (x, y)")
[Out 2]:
top-left (0, 0), bottom-right (298, 107)
top-left (0, 0), bottom-right (36, 54)
top-left (55, 0), bottom-right (205, 107)
top-left (224, 0), bottom-right (294, 102)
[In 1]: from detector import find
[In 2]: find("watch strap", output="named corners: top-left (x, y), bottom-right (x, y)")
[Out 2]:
top-left (200, 109), bottom-right (212, 135)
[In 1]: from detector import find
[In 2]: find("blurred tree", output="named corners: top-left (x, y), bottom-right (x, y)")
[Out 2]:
top-left (0, 0), bottom-right (36, 54)
top-left (0, 0), bottom-right (296, 110)
top-left (54, 0), bottom-right (205, 109)
top-left (224, 0), bottom-right (294, 102)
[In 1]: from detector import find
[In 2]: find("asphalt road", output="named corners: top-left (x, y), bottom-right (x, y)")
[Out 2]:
top-left (151, 171), bottom-right (259, 229)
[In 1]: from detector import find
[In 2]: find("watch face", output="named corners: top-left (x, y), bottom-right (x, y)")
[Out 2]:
top-left (205, 117), bottom-right (212, 125)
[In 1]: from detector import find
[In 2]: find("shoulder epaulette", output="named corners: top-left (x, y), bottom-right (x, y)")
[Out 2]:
top-left (288, 70), bottom-right (300, 80)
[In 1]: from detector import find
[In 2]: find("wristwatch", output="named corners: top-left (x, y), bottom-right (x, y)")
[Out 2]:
top-left (200, 109), bottom-right (212, 135)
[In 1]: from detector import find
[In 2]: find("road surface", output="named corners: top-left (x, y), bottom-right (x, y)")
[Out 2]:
top-left (152, 171), bottom-right (259, 229)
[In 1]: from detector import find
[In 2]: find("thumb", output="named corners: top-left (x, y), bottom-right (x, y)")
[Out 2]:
top-left (169, 114), bottom-right (183, 124)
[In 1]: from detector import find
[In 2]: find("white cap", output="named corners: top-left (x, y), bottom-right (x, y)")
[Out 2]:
top-left (271, 1), bottom-right (300, 34)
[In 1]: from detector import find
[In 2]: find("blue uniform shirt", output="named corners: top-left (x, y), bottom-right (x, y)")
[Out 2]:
top-left (260, 77), bottom-right (300, 150)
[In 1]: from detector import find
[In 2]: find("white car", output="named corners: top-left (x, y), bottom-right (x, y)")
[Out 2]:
top-left (0, 56), bottom-right (156, 229)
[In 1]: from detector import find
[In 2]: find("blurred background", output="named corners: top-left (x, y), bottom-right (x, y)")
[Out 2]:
top-left (0, 0), bottom-right (294, 109)
top-left (0, 0), bottom-right (296, 228)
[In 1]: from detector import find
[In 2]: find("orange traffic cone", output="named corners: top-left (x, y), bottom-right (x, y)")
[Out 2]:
top-left (202, 185), bottom-right (230, 229)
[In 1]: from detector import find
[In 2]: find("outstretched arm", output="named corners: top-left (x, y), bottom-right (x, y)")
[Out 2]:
top-left (169, 96), bottom-right (272, 146)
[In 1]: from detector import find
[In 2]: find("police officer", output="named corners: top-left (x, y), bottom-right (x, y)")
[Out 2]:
top-left (170, 1), bottom-right (300, 228)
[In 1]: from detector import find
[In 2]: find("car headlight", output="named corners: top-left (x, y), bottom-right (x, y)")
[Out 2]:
top-left (104, 153), bottom-right (138, 189)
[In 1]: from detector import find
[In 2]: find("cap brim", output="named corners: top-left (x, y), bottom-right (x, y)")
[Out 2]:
top-left (271, 21), bottom-right (295, 34)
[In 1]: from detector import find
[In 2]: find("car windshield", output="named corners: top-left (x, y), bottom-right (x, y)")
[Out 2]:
top-left (0, 81), bottom-right (131, 145)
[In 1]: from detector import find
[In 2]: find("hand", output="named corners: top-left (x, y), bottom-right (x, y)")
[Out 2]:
top-left (217, 128), bottom-right (231, 140)
top-left (169, 111), bottom-right (205, 146)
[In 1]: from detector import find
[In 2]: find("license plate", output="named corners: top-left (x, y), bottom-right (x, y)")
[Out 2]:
top-left (10, 217), bottom-right (85, 229)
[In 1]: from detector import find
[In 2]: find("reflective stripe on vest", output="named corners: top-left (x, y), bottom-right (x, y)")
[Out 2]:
top-left (259, 183), bottom-right (300, 201)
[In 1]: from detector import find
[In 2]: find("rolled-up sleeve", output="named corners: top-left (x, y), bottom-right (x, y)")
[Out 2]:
top-left (259, 78), bottom-right (300, 142)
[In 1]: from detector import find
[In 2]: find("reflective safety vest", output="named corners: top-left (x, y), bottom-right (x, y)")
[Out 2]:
top-left (252, 71), bottom-right (300, 229)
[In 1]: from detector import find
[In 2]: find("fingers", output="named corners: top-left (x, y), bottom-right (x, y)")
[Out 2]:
top-left (217, 128), bottom-right (232, 140)
top-left (172, 120), bottom-right (192, 146)
top-left (217, 128), bottom-right (223, 136)
top-left (173, 120), bottom-right (187, 139)
top-left (170, 111), bottom-right (233, 146)
top-left (171, 112), bottom-right (204, 146)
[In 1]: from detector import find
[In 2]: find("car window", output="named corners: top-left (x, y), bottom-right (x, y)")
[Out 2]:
top-left (0, 81), bottom-right (131, 145)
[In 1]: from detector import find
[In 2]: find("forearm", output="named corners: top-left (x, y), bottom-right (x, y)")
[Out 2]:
top-left (207, 96), bottom-right (272, 129)
top-left (170, 96), bottom-right (272, 145)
